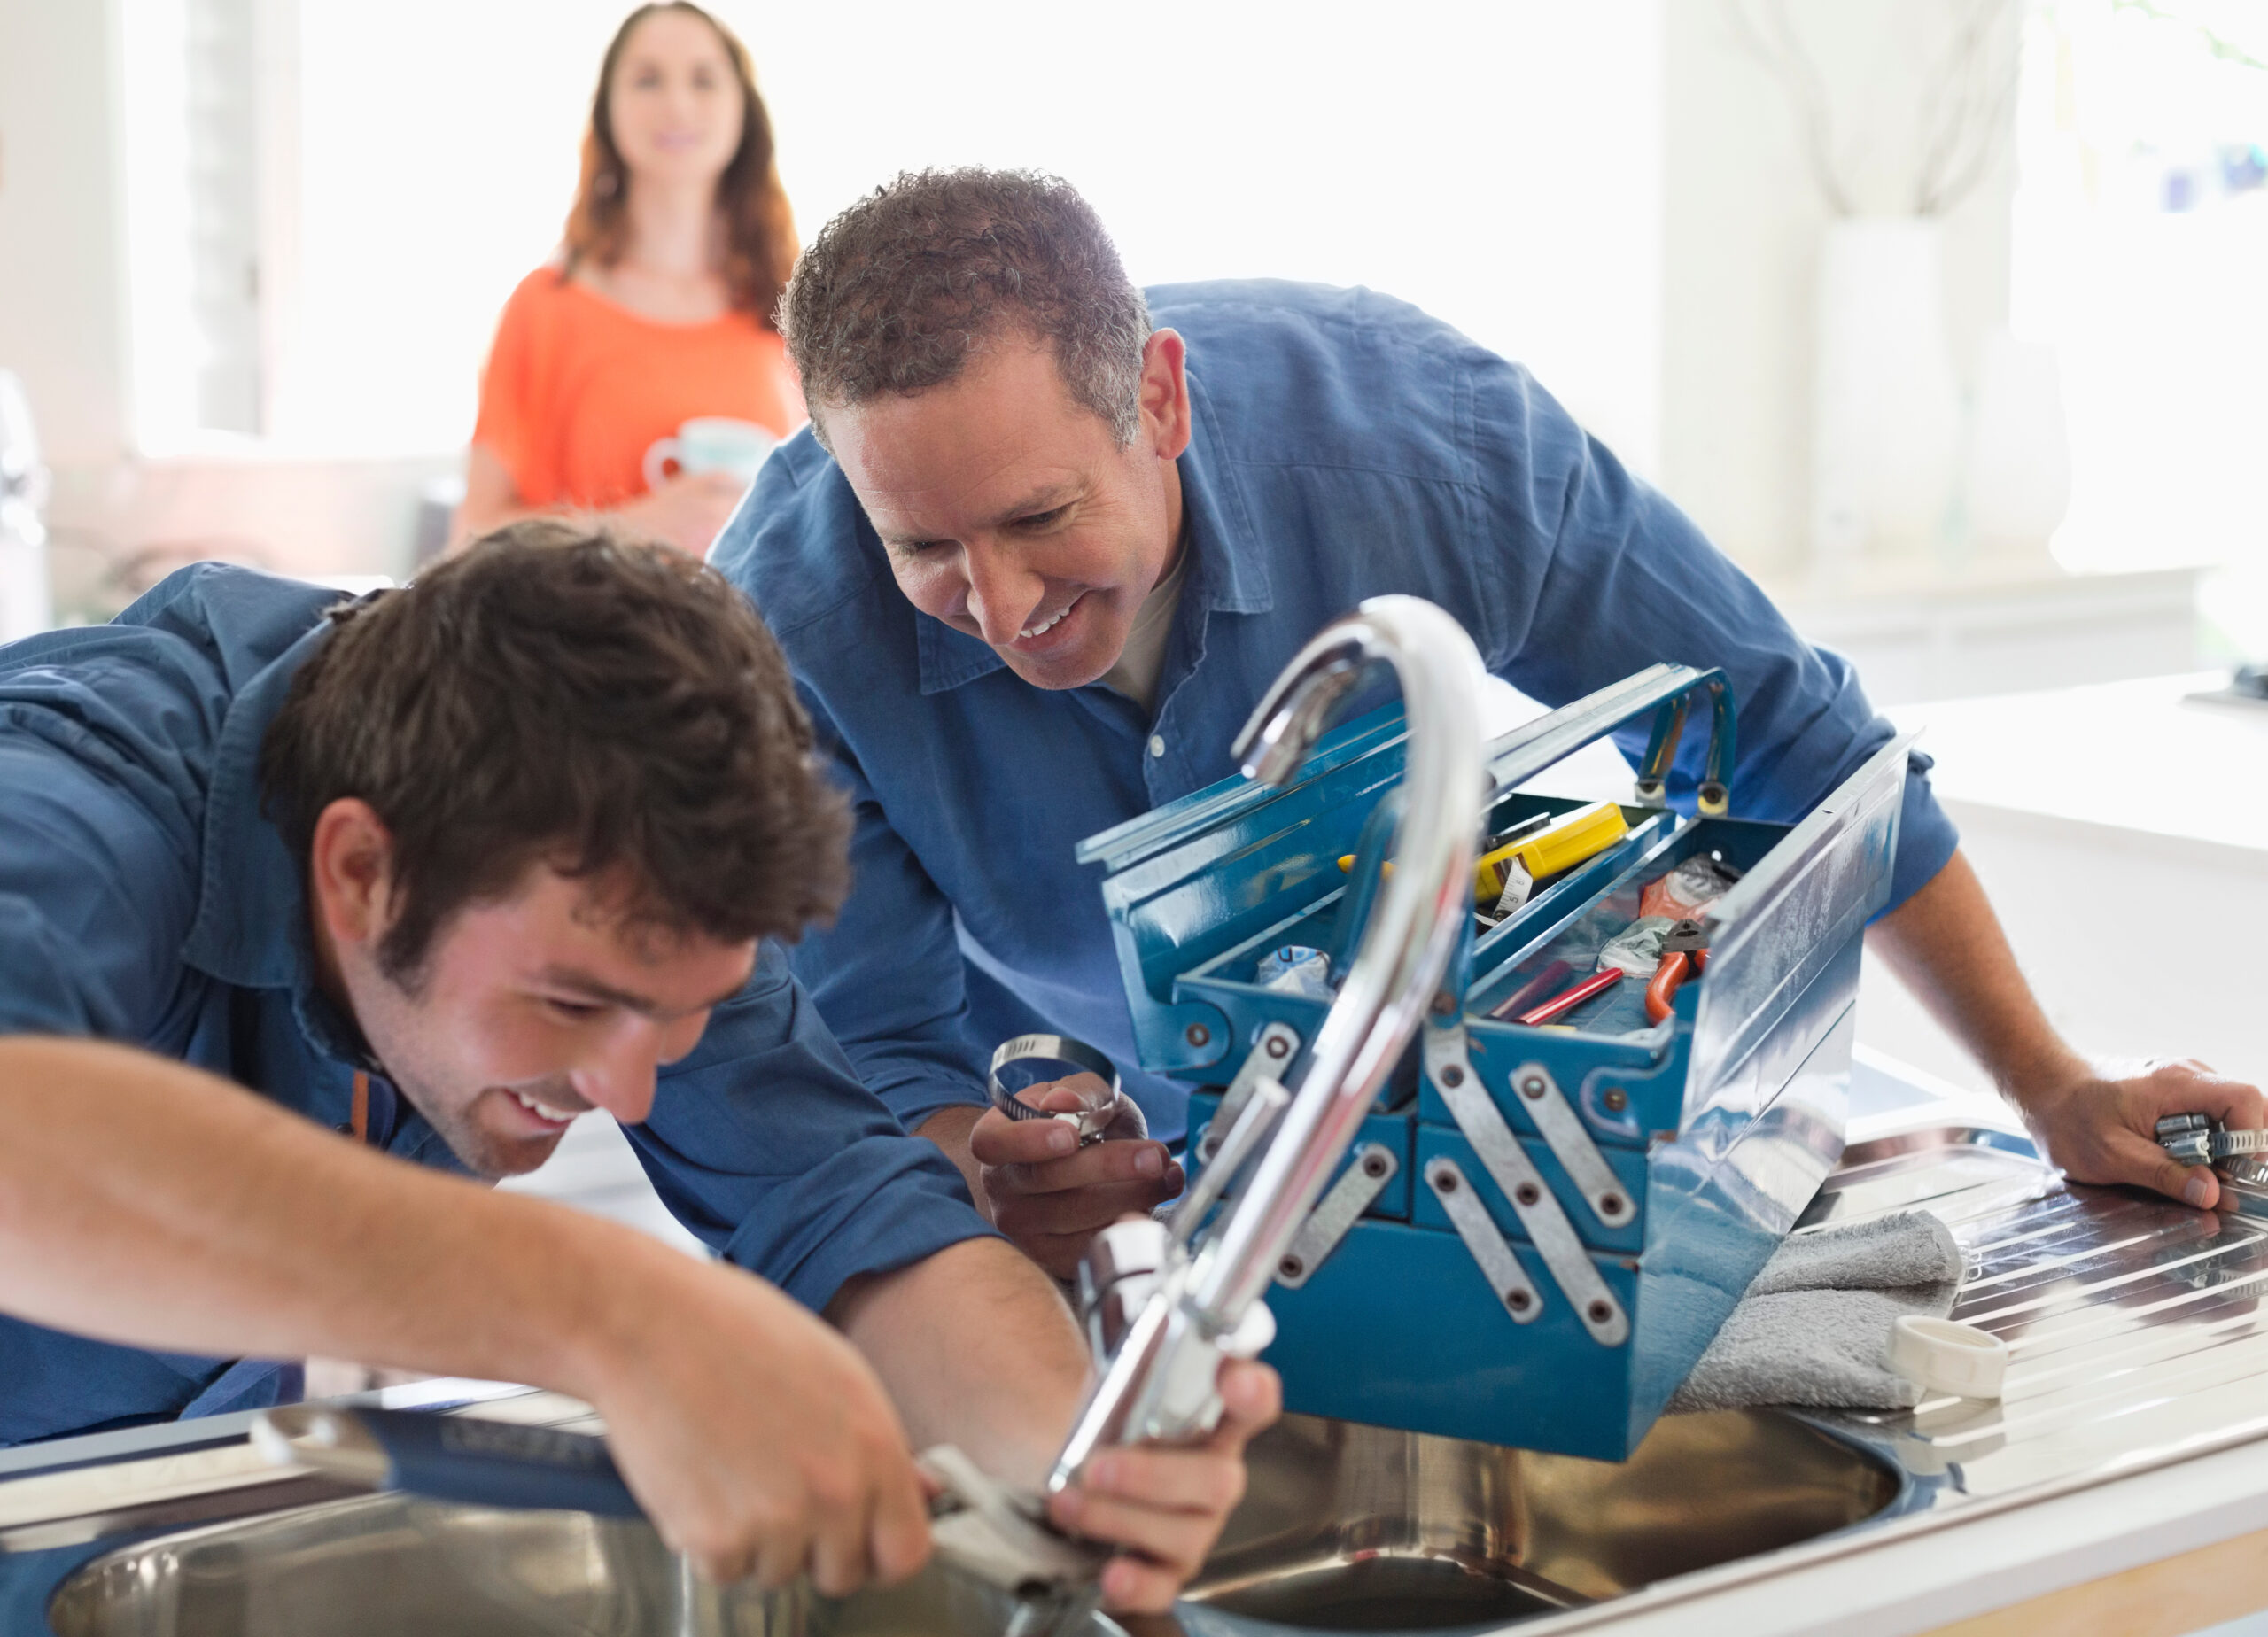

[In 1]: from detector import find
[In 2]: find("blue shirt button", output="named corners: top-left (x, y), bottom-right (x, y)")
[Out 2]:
top-left (1148, 734), bottom-right (1166, 758)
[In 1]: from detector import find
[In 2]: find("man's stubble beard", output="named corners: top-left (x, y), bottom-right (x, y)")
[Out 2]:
top-left (386, 1062), bottom-right (538, 1182)
top-left (353, 979), bottom-right (555, 1182)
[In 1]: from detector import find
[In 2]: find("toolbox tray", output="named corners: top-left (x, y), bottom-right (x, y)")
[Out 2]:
top-left (1079, 665), bottom-right (1911, 1459)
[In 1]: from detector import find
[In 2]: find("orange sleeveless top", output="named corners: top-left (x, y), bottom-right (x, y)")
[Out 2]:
top-left (470, 268), bottom-right (804, 511)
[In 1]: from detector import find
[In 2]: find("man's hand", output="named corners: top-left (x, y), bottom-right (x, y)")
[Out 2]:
top-left (970, 1075), bottom-right (1184, 1277)
top-left (2020, 1058), bottom-right (2266, 1210)
top-left (578, 1249), bottom-right (934, 1591)
top-left (830, 1237), bottom-right (1275, 1611)
top-left (1047, 1359), bottom-right (1280, 1613)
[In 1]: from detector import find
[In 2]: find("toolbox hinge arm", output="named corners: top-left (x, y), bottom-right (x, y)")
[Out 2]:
top-left (1273, 1144), bottom-right (1400, 1290)
top-left (1424, 1025), bottom-right (1630, 1346)
top-left (1425, 1028), bottom-right (1635, 1232)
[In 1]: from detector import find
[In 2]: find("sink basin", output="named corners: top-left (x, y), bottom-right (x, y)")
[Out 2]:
top-left (1180, 1408), bottom-right (1901, 1632)
top-left (47, 1496), bottom-right (1062, 1636)
top-left (47, 1409), bottom-right (1899, 1637)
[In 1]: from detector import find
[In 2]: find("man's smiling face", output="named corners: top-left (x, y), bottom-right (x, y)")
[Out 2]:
top-left (308, 798), bottom-right (757, 1180)
top-left (343, 866), bottom-right (756, 1179)
top-left (821, 330), bottom-right (1192, 691)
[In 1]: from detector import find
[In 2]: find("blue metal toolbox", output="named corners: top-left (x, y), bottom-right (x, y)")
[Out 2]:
top-left (1076, 664), bottom-right (1913, 1460)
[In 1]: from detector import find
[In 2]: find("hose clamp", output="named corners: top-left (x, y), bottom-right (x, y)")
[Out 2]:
top-left (988, 1034), bottom-right (1123, 1145)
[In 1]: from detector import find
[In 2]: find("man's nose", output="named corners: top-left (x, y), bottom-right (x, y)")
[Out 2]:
top-left (575, 1028), bottom-right (660, 1127)
top-left (960, 542), bottom-right (1045, 648)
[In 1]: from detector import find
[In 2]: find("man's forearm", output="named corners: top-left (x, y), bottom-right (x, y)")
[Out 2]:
top-left (828, 1236), bottom-right (1090, 1487)
top-left (1865, 850), bottom-right (2089, 1106)
top-left (0, 1036), bottom-right (672, 1400)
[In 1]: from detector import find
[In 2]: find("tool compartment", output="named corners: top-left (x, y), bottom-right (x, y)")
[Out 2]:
top-left (1080, 664), bottom-right (1913, 1460)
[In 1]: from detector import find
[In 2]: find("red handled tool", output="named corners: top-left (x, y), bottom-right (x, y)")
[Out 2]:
top-left (1644, 919), bottom-right (1711, 1025)
top-left (1487, 958), bottom-right (1573, 1022)
top-left (1517, 967), bottom-right (1624, 1027)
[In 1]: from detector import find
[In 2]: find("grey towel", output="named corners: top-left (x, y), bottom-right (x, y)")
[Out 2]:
top-left (1667, 1209), bottom-right (1963, 1413)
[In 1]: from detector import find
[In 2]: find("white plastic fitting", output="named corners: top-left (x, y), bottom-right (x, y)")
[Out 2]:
top-left (1891, 1315), bottom-right (2008, 1400)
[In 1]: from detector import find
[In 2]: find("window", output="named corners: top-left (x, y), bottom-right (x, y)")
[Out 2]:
top-left (120, 0), bottom-right (269, 446)
top-left (2011, 1), bottom-right (2268, 649)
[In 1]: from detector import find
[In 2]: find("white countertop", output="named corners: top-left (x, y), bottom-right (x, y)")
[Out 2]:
top-left (1889, 671), bottom-right (2268, 863)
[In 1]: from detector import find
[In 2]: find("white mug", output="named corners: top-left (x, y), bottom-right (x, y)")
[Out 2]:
top-left (643, 416), bottom-right (778, 490)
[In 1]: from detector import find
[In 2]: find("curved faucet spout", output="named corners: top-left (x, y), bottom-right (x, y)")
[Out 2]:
top-left (1204, 597), bottom-right (1487, 1320)
top-left (1049, 596), bottom-right (1487, 1490)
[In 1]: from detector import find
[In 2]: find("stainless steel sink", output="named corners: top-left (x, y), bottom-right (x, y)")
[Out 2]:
top-left (1177, 1408), bottom-right (1899, 1631)
top-left (48, 1493), bottom-right (1060, 1636)
top-left (46, 1408), bottom-right (1898, 1637)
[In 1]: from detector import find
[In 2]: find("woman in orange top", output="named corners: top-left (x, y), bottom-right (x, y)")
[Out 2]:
top-left (454, 3), bottom-right (802, 556)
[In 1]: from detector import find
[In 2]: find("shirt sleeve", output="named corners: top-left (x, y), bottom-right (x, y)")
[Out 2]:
top-left (470, 275), bottom-right (545, 501)
top-left (626, 938), bottom-right (998, 1316)
top-left (1463, 357), bottom-right (1958, 913)
top-left (773, 686), bottom-right (998, 1131)
top-left (0, 633), bottom-right (214, 1039)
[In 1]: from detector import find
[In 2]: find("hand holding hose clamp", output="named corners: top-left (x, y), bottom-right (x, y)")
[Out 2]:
top-left (989, 1034), bottom-right (1123, 1147)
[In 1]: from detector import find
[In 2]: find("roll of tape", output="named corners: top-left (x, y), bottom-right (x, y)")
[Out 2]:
top-left (987, 1033), bottom-right (1122, 1144)
top-left (1890, 1315), bottom-right (2008, 1400)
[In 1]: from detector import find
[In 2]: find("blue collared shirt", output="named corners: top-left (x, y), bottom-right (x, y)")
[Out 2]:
top-left (712, 279), bottom-right (1959, 1143)
top-left (0, 564), bottom-right (992, 1447)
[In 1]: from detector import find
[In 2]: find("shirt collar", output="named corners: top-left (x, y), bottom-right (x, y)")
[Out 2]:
top-left (1177, 362), bottom-right (1272, 617)
top-left (178, 617), bottom-right (328, 992)
top-left (913, 362), bottom-right (1272, 696)
top-left (180, 616), bottom-right (385, 1068)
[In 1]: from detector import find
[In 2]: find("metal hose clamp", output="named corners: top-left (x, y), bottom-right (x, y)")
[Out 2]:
top-left (988, 1034), bottom-right (1122, 1145)
top-left (2157, 1113), bottom-right (2268, 1169)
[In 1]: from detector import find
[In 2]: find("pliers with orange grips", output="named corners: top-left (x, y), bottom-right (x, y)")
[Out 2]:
top-left (1644, 919), bottom-right (1711, 1025)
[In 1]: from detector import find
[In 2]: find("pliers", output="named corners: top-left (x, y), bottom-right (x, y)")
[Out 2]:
top-left (1644, 919), bottom-right (1710, 1025)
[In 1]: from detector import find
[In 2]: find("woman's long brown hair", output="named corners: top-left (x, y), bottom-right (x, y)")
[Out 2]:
top-left (562, 4), bottom-right (796, 326)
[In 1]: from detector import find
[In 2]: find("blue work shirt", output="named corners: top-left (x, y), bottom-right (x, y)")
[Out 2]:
top-left (711, 279), bottom-right (1959, 1143)
top-left (0, 565), bottom-right (992, 1447)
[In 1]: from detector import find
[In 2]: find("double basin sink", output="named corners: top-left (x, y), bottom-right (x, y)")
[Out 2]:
top-left (46, 1406), bottom-right (1899, 1637)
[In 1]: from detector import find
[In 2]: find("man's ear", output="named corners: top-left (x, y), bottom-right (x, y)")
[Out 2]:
top-left (307, 798), bottom-right (399, 955)
top-left (1138, 329), bottom-right (1192, 462)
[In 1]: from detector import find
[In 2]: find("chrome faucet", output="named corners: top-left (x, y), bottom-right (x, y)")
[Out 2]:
top-left (1048, 595), bottom-right (1486, 1490)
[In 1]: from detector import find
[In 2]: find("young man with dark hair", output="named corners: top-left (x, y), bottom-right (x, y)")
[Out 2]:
top-left (713, 166), bottom-right (2262, 1280)
top-left (0, 524), bottom-right (1270, 1614)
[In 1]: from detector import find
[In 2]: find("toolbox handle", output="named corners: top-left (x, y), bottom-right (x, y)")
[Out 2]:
top-left (1329, 785), bottom-right (1403, 976)
top-left (1076, 664), bottom-right (1733, 876)
top-left (1485, 663), bottom-right (1736, 818)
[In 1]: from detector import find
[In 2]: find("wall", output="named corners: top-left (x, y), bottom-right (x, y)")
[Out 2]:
top-left (756, 0), bottom-right (1667, 478)
top-left (1659, 1), bottom-right (2019, 576)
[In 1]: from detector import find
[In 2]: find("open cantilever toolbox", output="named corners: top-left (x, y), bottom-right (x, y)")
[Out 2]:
top-left (1076, 664), bottom-right (1914, 1460)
